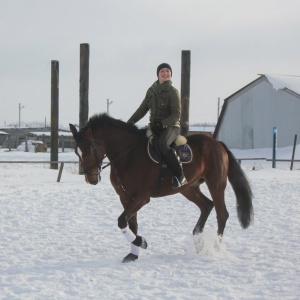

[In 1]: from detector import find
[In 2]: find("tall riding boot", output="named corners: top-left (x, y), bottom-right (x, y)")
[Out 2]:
top-left (164, 149), bottom-right (187, 189)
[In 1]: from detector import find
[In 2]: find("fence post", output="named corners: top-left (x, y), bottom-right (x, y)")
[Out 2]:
top-left (290, 134), bottom-right (297, 170)
top-left (180, 50), bottom-right (191, 137)
top-left (61, 135), bottom-right (65, 152)
top-left (25, 135), bottom-right (29, 152)
top-left (79, 43), bottom-right (89, 129)
top-left (51, 60), bottom-right (59, 170)
top-left (57, 162), bottom-right (64, 182)
top-left (79, 43), bottom-right (90, 174)
top-left (272, 127), bottom-right (277, 168)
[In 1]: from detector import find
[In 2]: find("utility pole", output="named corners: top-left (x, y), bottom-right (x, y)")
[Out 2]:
top-left (19, 103), bottom-right (24, 128)
top-left (107, 99), bottom-right (113, 115)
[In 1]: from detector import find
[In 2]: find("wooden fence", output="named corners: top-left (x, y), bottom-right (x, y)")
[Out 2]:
top-left (0, 161), bottom-right (79, 182)
top-left (1, 158), bottom-right (299, 185)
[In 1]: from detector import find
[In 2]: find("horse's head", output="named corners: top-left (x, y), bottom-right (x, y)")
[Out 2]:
top-left (69, 123), bottom-right (106, 185)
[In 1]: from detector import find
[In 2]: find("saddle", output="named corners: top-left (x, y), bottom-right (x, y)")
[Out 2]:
top-left (146, 128), bottom-right (193, 164)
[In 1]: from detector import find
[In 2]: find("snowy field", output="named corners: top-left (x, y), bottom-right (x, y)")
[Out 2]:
top-left (0, 145), bottom-right (299, 299)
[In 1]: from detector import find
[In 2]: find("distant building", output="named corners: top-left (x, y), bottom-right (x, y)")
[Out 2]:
top-left (0, 131), bottom-right (8, 146)
top-left (214, 74), bottom-right (300, 149)
top-left (189, 125), bottom-right (215, 137)
top-left (0, 127), bottom-right (74, 149)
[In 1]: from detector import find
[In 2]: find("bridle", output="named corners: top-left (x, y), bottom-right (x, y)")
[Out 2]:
top-left (76, 139), bottom-right (106, 181)
top-left (76, 136), bottom-right (147, 181)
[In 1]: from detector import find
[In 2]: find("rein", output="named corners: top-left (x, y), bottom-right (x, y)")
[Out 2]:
top-left (102, 137), bottom-right (147, 170)
top-left (77, 137), bottom-right (147, 178)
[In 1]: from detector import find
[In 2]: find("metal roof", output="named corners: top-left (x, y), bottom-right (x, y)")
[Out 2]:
top-left (213, 74), bottom-right (300, 139)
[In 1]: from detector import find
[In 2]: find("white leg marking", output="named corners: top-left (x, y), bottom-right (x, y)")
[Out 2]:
top-left (130, 244), bottom-right (140, 256)
top-left (121, 226), bottom-right (136, 243)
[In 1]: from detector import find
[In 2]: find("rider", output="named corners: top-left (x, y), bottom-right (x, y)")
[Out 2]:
top-left (127, 63), bottom-right (187, 189)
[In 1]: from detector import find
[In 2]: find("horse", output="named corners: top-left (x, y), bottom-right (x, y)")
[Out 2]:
top-left (69, 113), bottom-right (253, 263)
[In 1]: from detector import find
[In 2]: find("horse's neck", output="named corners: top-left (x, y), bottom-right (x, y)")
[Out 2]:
top-left (102, 130), bottom-right (142, 164)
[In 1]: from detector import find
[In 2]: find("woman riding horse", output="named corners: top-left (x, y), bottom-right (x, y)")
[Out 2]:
top-left (70, 113), bottom-right (253, 263)
top-left (127, 63), bottom-right (187, 189)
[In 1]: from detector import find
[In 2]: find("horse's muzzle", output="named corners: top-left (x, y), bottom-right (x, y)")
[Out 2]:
top-left (85, 174), bottom-right (101, 185)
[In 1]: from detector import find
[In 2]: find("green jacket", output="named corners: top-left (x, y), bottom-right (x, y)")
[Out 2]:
top-left (128, 80), bottom-right (181, 127)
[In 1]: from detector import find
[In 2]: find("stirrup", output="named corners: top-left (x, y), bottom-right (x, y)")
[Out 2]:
top-left (172, 175), bottom-right (187, 189)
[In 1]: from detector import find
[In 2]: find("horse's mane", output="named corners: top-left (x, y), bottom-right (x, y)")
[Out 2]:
top-left (81, 113), bottom-right (146, 136)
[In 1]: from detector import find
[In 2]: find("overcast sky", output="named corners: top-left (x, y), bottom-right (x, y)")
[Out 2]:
top-left (1, 0), bottom-right (299, 127)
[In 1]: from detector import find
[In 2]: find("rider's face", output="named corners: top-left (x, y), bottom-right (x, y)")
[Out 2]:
top-left (158, 68), bottom-right (172, 84)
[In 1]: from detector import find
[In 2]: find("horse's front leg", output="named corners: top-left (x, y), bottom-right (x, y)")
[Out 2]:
top-left (118, 197), bottom-right (149, 263)
top-left (127, 214), bottom-right (141, 258)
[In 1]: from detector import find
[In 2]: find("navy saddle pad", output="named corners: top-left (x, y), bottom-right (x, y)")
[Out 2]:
top-left (147, 141), bottom-right (193, 164)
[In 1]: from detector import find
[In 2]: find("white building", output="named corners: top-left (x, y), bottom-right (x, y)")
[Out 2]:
top-left (214, 74), bottom-right (300, 149)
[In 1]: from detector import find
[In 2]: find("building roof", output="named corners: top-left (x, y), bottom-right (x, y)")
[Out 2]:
top-left (265, 74), bottom-right (300, 95)
top-left (0, 127), bottom-right (70, 136)
top-left (213, 74), bottom-right (300, 138)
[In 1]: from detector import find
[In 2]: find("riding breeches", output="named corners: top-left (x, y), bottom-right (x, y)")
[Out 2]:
top-left (156, 126), bottom-right (180, 155)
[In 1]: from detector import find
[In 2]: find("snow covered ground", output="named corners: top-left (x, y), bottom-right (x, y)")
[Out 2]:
top-left (0, 146), bottom-right (299, 299)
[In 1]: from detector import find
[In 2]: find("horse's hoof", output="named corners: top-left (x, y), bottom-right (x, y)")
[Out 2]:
top-left (193, 228), bottom-right (202, 235)
top-left (132, 235), bottom-right (148, 249)
top-left (122, 253), bottom-right (138, 263)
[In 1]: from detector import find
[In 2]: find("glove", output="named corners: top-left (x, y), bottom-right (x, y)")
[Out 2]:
top-left (151, 121), bottom-right (164, 135)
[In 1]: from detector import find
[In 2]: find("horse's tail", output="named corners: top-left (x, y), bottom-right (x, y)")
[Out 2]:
top-left (220, 142), bottom-right (254, 229)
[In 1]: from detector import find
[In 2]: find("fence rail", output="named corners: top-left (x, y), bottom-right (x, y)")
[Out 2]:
top-left (2, 158), bottom-right (300, 164)
top-left (236, 158), bottom-right (300, 171)
top-left (1, 158), bottom-right (299, 183)
top-left (0, 161), bottom-right (78, 163)
top-left (266, 159), bottom-right (300, 162)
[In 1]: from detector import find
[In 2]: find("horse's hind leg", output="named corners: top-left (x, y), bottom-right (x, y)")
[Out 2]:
top-left (181, 185), bottom-right (214, 235)
top-left (208, 187), bottom-right (229, 237)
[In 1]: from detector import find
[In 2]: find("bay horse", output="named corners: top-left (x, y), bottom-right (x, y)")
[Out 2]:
top-left (69, 113), bottom-right (253, 263)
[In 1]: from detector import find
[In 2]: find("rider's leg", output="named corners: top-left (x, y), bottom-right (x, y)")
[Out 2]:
top-left (157, 127), bottom-right (187, 188)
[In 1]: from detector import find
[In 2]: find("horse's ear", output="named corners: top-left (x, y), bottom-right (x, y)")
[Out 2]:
top-left (69, 124), bottom-right (78, 138)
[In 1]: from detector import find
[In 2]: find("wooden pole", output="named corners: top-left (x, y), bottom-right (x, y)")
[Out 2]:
top-left (79, 43), bottom-right (89, 129)
top-left (61, 135), bottom-right (65, 152)
top-left (57, 162), bottom-right (64, 182)
top-left (25, 135), bottom-right (28, 152)
top-left (272, 127), bottom-right (277, 169)
top-left (51, 60), bottom-right (59, 170)
top-left (79, 44), bottom-right (90, 174)
top-left (290, 134), bottom-right (297, 170)
top-left (180, 50), bottom-right (191, 137)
